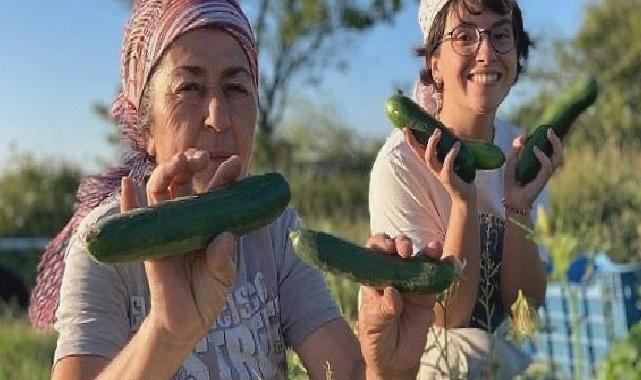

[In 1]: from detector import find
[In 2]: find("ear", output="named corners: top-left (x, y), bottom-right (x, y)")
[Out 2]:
top-left (430, 55), bottom-right (443, 85)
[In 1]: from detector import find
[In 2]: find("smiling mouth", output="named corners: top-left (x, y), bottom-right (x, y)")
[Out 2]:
top-left (468, 73), bottom-right (502, 84)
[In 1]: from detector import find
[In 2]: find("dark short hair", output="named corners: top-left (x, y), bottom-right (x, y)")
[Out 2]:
top-left (416, 0), bottom-right (533, 88)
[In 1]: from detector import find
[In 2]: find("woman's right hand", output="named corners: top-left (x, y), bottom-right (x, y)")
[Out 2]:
top-left (404, 128), bottom-right (476, 203)
top-left (120, 149), bottom-right (241, 346)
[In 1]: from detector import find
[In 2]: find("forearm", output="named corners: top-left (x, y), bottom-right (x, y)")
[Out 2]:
top-left (435, 199), bottom-right (480, 328)
top-left (500, 211), bottom-right (546, 309)
top-left (96, 314), bottom-right (199, 380)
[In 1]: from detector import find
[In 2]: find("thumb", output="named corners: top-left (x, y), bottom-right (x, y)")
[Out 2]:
top-left (504, 133), bottom-right (527, 187)
top-left (207, 155), bottom-right (242, 191)
top-left (205, 232), bottom-right (237, 286)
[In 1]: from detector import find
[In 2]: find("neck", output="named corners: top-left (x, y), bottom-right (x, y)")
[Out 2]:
top-left (439, 104), bottom-right (496, 141)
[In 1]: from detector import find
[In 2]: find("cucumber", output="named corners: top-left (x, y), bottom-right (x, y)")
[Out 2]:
top-left (516, 75), bottom-right (599, 185)
top-left (289, 229), bottom-right (456, 293)
top-left (385, 91), bottom-right (476, 183)
top-left (85, 173), bottom-right (291, 263)
top-left (462, 138), bottom-right (506, 170)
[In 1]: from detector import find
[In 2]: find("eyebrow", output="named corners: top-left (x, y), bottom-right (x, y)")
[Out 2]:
top-left (456, 18), bottom-right (512, 29)
top-left (171, 65), bottom-right (252, 80)
top-left (491, 19), bottom-right (512, 28)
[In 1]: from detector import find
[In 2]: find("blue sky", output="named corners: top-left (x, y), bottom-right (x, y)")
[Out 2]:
top-left (0, 0), bottom-right (589, 173)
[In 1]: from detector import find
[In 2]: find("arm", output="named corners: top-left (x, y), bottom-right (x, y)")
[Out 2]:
top-left (52, 315), bottom-right (199, 380)
top-left (500, 130), bottom-right (564, 308)
top-left (404, 129), bottom-right (480, 328)
top-left (435, 197), bottom-right (480, 328)
top-left (296, 319), bottom-right (365, 380)
top-left (52, 356), bottom-right (108, 380)
top-left (52, 152), bottom-right (240, 380)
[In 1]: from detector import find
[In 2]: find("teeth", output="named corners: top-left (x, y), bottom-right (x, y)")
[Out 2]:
top-left (469, 73), bottom-right (499, 83)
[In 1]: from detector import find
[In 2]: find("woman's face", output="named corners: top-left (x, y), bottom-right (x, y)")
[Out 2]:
top-left (146, 27), bottom-right (257, 191)
top-left (431, 7), bottom-right (517, 116)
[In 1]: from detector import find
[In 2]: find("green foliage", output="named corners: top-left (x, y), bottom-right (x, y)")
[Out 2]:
top-left (548, 144), bottom-right (641, 262)
top-left (531, 207), bottom-right (579, 281)
top-left (0, 251), bottom-right (41, 292)
top-left (0, 154), bottom-right (81, 237)
top-left (0, 304), bottom-right (56, 380)
top-left (246, 0), bottom-right (408, 136)
top-left (509, 0), bottom-right (641, 263)
top-left (599, 321), bottom-right (641, 379)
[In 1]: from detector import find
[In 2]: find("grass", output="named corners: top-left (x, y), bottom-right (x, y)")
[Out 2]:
top-left (0, 304), bottom-right (56, 380)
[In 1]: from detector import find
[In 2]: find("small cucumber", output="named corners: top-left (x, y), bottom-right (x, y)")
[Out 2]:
top-left (516, 75), bottom-right (599, 185)
top-left (385, 91), bottom-right (476, 183)
top-left (289, 229), bottom-right (456, 293)
top-left (462, 138), bottom-right (506, 170)
top-left (85, 173), bottom-right (291, 263)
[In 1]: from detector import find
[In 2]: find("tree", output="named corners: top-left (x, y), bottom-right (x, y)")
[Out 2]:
top-left (249, 0), bottom-right (405, 138)
top-left (509, 0), bottom-right (641, 262)
top-left (510, 0), bottom-right (641, 148)
top-left (0, 154), bottom-right (81, 237)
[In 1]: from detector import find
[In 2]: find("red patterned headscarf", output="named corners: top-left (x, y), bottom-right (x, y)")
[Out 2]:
top-left (29, 0), bottom-right (258, 329)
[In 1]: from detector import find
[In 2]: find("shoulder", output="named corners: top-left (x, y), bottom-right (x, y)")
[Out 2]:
top-left (73, 198), bottom-right (121, 247)
top-left (371, 130), bottom-right (427, 181)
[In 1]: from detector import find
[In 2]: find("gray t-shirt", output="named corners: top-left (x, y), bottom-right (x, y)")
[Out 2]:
top-left (54, 199), bottom-right (341, 380)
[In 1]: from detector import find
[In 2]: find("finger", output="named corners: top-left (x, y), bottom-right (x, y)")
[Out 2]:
top-left (147, 153), bottom-right (189, 205)
top-left (207, 155), bottom-right (242, 191)
top-left (504, 134), bottom-right (526, 189)
top-left (169, 149), bottom-right (210, 197)
top-left (534, 146), bottom-right (554, 177)
top-left (418, 240), bottom-right (443, 260)
top-left (441, 141), bottom-right (460, 182)
top-left (120, 176), bottom-right (139, 212)
top-left (425, 129), bottom-right (442, 172)
top-left (525, 146), bottom-right (555, 195)
top-left (394, 235), bottom-right (413, 258)
top-left (365, 233), bottom-right (396, 254)
top-left (205, 232), bottom-right (237, 287)
top-left (547, 129), bottom-right (564, 169)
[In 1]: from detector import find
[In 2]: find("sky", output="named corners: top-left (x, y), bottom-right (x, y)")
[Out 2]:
top-left (0, 0), bottom-right (590, 173)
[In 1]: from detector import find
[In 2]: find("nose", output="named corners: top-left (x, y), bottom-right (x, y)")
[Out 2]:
top-left (204, 92), bottom-right (232, 132)
top-left (475, 31), bottom-right (495, 62)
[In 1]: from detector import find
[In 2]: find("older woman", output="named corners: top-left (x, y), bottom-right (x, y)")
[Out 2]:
top-left (368, 0), bottom-right (560, 378)
top-left (26, 1), bottom-right (381, 379)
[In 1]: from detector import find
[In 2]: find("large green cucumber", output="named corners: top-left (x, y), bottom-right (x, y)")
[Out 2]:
top-left (385, 91), bottom-right (476, 183)
top-left (289, 229), bottom-right (456, 293)
top-left (85, 173), bottom-right (291, 263)
top-left (516, 75), bottom-right (599, 185)
top-left (462, 138), bottom-right (506, 170)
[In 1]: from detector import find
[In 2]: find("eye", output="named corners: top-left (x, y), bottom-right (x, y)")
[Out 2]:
top-left (453, 28), bottom-right (476, 43)
top-left (224, 83), bottom-right (250, 97)
top-left (176, 82), bottom-right (205, 94)
top-left (492, 26), bottom-right (514, 41)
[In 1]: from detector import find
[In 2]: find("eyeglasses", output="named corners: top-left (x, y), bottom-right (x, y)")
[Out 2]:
top-left (438, 22), bottom-right (516, 56)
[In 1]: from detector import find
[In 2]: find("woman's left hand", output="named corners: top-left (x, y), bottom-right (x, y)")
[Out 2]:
top-left (503, 129), bottom-right (564, 211)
